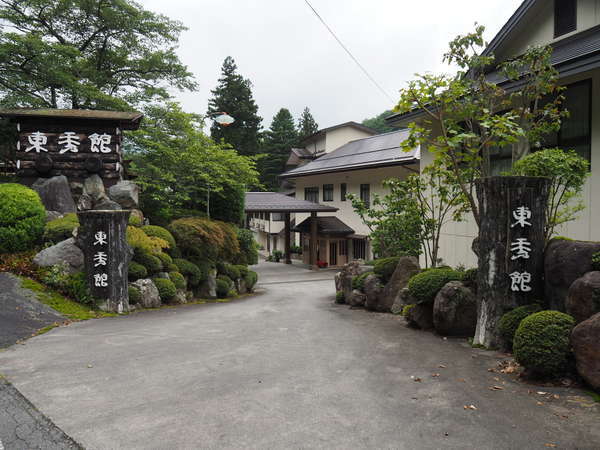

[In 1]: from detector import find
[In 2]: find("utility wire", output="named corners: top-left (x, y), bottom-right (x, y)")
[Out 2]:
top-left (303, 0), bottom-right (395, 103)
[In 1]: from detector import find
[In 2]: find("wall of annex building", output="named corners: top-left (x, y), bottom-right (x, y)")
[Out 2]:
top-left (324, 127), bottom-right (374, 154)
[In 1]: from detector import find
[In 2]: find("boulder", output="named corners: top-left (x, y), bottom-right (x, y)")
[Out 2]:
top-left (545, 239), bottom-right (600, 311)
top-left (33, 238), bottom-right (83, 273)
top-left (565, 272), bottom-right (600, 323)
top-left (347, 289), bottom-right (367, 307)
top-left (406, 303), bottom-right (434, 330)
top-left (83, 174), bottom-right (108, 204)
top-left (391, 288), bottom-right (416, 314)
top-left (32, 176), bottom-right (76, 213)
top-left (199, 269), bottom-right (217, 298)
top-left (172, 290), bottom-right (188, 305)
top-left (131, 279), bottom-right (161, 308)
top-left (334, 272), bottom-right (342, 292)
top-left (379, 256), bottom-right (420, 312)
top-left (77, 193), bottom-right (93, 211)
top-left (364, 274), bottom-right (386, 312)
top-left (45, 211), bottom-right (63, 222)
top-left (336, 261), bottom-right (372, 301)
top-left (95, 199), bottom-right (122, 211)
top-left (236, 279), bottom-right (248, 295)
top-left (571, 312), bottom-right (600, 391)
top-left (130, 209), bottom-right (144, 224)
top-left (433, 281), bottom-right (477, 336)
top-left (108, 181), bottom-right (140, 209)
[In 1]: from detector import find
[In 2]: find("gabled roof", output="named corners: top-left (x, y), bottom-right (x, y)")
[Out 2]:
top-left (0, 109), bottom-right (144, 130)
top-left (280, 129), bottom-right (419, 179)
top-left (293, 216), bottom-right (354, 236)
top-left (301, 121), bottom-right (378, 145)
top-left (482, 0), bottom-right (538, 57)
top-left (244, 192), bottom-right (338, 213)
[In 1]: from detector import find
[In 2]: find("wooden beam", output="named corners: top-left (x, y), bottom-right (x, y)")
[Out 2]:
top-left (284, 213), bottom-right (292, 264)
top-left (310, 212), bottom-right (318, 270)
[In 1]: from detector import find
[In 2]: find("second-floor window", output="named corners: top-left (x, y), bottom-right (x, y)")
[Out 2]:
top-left (323, 184), bottom-right (333, 202)
top-left (340, 183), bottom-right (347, 201)
top-left (360, 184), bottom-right (370, 207)
top-left (555, 0), bottom-right (577, 38)
top-left (305, 186), bottom-right (319, 203)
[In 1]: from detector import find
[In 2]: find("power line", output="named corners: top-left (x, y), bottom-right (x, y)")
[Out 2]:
top-left (303, 0), bottom-right (395, 103)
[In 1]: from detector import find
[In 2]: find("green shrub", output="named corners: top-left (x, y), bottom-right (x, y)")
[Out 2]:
top-left (219, 263), bottom-right (241, 280)
top-left (335, 291), bottom-right (345, 303)
top-left (234, 265), bottom-right (249, 278)
top-left (128, 285), bottom-right (142, 304)
top-left (173, 258), bottom-right (203, 287)
top-left (142, 225), bottom-right (176, 249)
top-left (462, 268), bottom-right (478, 291)
top-left (216, 275), bottom-right (233, 298)
top-left (407, 268), bottom-right (463, 304)
top-left (166, 263), bottom-right (179, 272)
top-left (373, 257), bottom-right (401, 283)
top-left (592, 252), bottom-right (600, 271)
top-left (128, 261), bottom-right (148, 281)
top-left (402, 304), bottom-right (415, 317)
top-left (168, 246), bottom-right (182, 259)
top-left (352, 271), bottom-right (374, 291)
top-left (153, 278), bottom-right (177, 302)
top-left (499, 304), bottom-right (543, 350)
top-left (513, 311), bottom-right (576, 377)
top-left (272, 250), bottom-right (283, 262)
top-left (128, 214), bottom-right (143, 227)
top-left (127, 226), bottom-right (168, 253)
top-left (169, 271), bottom-right (186, 290)
top-left (0, 183), bottom-right (46, 253)
top-left (290, 244), bottom-right (302, 254)
top-left (156, 252), bottom-right (173, 267)
top-left (236, 228), bottom-right (259, 265)
top-left (244, 270), bottom-right (258, 291)
top-left (133, 249), bottom-right (162, 274)
top-left (43, 213), bottom-right (79, 243)
top-left (64, 272), bottom-right (92, 305)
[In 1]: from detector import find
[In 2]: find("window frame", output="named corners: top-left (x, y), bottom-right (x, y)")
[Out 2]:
top-left (340, 183), bottom-right (347, 202)
top-left (322, 184), bottom-right (334, 202)
top-left (554, 0), bottom-right (577, 38)
top-left (360, 184), bottom-right (370, 207)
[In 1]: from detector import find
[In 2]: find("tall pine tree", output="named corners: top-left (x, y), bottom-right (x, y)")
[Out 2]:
top-left (208, 57), bottom-right (262, 156)
top-left (259, 108), bottom-right (298, 190)
top-left (297, 107), bottom-right (319, 141)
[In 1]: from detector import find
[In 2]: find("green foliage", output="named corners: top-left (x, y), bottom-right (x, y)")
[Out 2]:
top-left (126, 226), bottom-right (168, 254)
top-left (290, 244), bottom-right (302, 254)
top-left (133, 249), bottom-right (162, 274)
top-left (362, 110), bottom-right (395, 134)
top-left (0, 183), bottom-right (45, 253)
top-left (153, 278), bottom-right (176, 303)
top-left (297, 107), bottom-right (319, 141)
top-left (128, 262), bottom-right (147, 281)
top-left (335, 291), bottom-right (345, 303)
top-left (210, 184), bottom-right (245, 226)
top-left (373, 258), bottom-right (402, 283)
top-left (128, 286), bottom-right (142, 305)
top-left (510, 149), bottom-right (590, 241)
top-left (128, 214), bottom-right (143, 227)
top-left (244, 270), bottom-right (258, 291)
top-left (407, 268), bottom-right (463, 304)
top-left (141, 226), bottom-right (176, 249)
top-left (40, 266), bottom-right (92, 306)
top-left (0, 0), bottom-right (196, 109)
top-left (169, 271), bottom-right (186, 290)
top-left (499, 304), bottom-right (543, 350)
top-left (352, 271), bottom-right (374, 291)
top-left (216, 275), bottom-right (234, 299)
top-left (173, 258), bottom-right (203, 287)
top-left (166, 263), bottom-right (179, 272)
top-left (233, 265), bottom-right (249, 278)
top-left (402, 304), bottom-right (415, 317)
top-left (513, 311), bottom-right (576, 377)
top-left (235, 228), bottom-right (259, 265)
top-left (592, 252), bottom-right (600, 272)
top-left (156, 252), bottom-right (173, 267)
top-left (462, 268), bottom-right (478, 291)
top-left (43, 213), bottom-right (79, 244)
top-left (219, 263), bottom-right (241, 280)
top-left (258, 107), bottom-right (298, 189)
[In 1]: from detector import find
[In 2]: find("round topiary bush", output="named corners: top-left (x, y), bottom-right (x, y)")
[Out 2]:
top-left (167, 263), bottom-right (179, 273)
top-left (244, 270), bottom-right (258, 291)
top-left (499, 304), bottom-right (543, 350)
top-left (513, 311), bottom-right (576, 377)
top-left (153, 278), bottom-right (177, 302)
top-left (133, 249), bottom-right (162, 274)
top-left (234, 264), bottom-right (249, 278)
top-left (169, 271), bottom-right (186, 290)
top-left (373, 257), bottom-right (401, 283)
top-left (407, 267), bottom-right (463, 304)
top-left (219, 263), bottom-right (241, 281)
top-left (128, 285), bottom-right (142, 305)
top-left (173, 258), bottom-right (203, 287)
top-left (142, 225), bottom-right (176, 249)
top-left (128, 261), bottom-right (148, 281)
top-left (352, 271), bottom-right (374, 291)
top-left (216, 278), bottom-right (231, 299)
top-left (592, 252), bottom-right (600, 271)
top-left (156, 252), bottom-right (173, 267)
top-left (461, 268), bottom-right (478, 291)
top-left (0, 183), bottom-right (46, 253)
top-left (43, 213), bottom-right (79, 244)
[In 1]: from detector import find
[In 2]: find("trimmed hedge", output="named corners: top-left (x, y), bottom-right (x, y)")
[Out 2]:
top-left (499, 304), bottom-right (542, 350)
top-left (128, 285), bottom-right (142, 304)
top-left (169, 271), bottom-right (186, 290)
top-left (128, 261), bottom-right (148, 281)
top-left (513, 311), bottom-right (576, 377)
top-left (156, 252), bottom-right (173, 267)
top-left (244, 270), bottom-right (258, 291)
top-left (373, 257), bottom-right (401, 283)
top-left (173, 258), bottom-right (203, 287)
top-left (219, 263), bottom-right (241, 281)
top-left (43, 213), bottom-right (79, 244)
top-left (133, 248), bottom-right (163, 274)
top-left (153, 278), bottom-right (177, 302)
top-left (407, 268), bottom-right (463, 304)
top-left (142, 225), bottom-right (176, 249)
top-left (127, 226), bottom-right (168, 253)
top-left (216, 275), bottom-right (233, 299)
top-left (0, 183), bottom-right (46, 253)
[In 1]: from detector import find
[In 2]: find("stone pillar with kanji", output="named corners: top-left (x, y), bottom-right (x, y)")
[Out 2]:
top-left (474, 176), bottom-right (551, 348)
top-left (77, 210), bottom-right (131, 313)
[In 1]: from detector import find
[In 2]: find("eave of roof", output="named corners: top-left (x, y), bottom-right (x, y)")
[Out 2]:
top-left (0, 108), bottom-right (144, 130)
top-left (300, 121), bottom-right (378, 145)
top-left (292, 216), bottom-right (355, 235)
top-left (482, 0), bottom-right (538, 57)
top-left (244, 192), bottom-right (338, 213)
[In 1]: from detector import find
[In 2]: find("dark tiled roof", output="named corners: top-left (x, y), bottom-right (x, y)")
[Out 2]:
top-left (245, 192), bottom-right (338, 213)
top-left (292, 216), bottom-right (354, 235)
top-left (0, 109), bottom-right (144, 130)
top-left (301, 121), bottom-right (378, 145)
top-left (280, 129), bottom-right (419, 178)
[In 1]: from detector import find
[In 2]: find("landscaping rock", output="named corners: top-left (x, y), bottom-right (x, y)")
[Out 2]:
top-left (77, 193), bottom-right (93, 211)
top-left (545, 239), bottom-right (600, 311)
top-left (364, 274), bottom-right (386, 312)
top-left (130, 209), bottom-right (144, 224)
top-left (199, 269), bottom-right (217, 298)
top-left (32, 238), bottom-right (83, 273)
top-left (172, 290), bottom-right (188, 305)
top-left (83, 174), bottom-right (108, 204)
top-left (565, 272), bottom-right (600, 323)
top-left (391, 288), bottom-right (416, 314)
top-left (406, 303), bottom-right (434, 330)
top-left (94, 199), bottom-right (122, 211)
top-left (236, 279), bottom-right (248, 295)
top-left (433, 281), bottom-right (477, 336)
top-left (336, 261), bottom-right (372, 301)
top-left (45, 211), bottom-right (63, 222)
top-left (108, 180), bottom-right (140, 209)
top-left (379, 256), bottom-right (420, 312)
top-left (131, 279), bottom-right (161, 308)
top-left (571, 312), bottom-right (600, 391)
top-left (31, 175), bottom-right (76, 214)
top-left (347, 289), bottom-right (367, 307)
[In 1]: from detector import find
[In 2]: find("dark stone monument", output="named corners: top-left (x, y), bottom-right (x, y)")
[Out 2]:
top-left (77, 210), bottom-right (131, 313)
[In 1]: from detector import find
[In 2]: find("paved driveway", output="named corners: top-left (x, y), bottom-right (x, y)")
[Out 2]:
top-left (0, 261), bottom-right (598, 449)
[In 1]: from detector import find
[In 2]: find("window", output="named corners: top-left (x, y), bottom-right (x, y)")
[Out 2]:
top-left (340, 183), bottom-right (347, 201)
top-left (323, 184), bottom-right (333, 202)
top-left (353, 239), bottom-right (366, 260)
top-left (305, 186), bottom-right (319, 203)
top-left (555, 0), bottom-right (577, 37)
top-left (339, 240), bottom-right (348, 256)
top-left (360, 184), bottom-right (370, 207)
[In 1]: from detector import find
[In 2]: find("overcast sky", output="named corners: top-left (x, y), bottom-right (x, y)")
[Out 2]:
top-left (142, 0), bottom-right (524, 129)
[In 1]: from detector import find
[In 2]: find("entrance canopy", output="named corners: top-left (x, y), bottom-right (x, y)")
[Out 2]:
top-left (293, 216), bottom-right (354, 236)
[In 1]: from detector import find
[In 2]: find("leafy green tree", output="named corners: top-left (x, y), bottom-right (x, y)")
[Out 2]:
top-left (362, 110), bottom-right (395, 134)
top-left (207, 56), bottom-right (262, 156)
top-left (258, 108), bottom-right (298, 190)
top-left (0, 0), bottom-right (196, 109)
top-left (125, 102), bottom-right (259, 225)
top-left (297, 107), bottom-right (319, 141)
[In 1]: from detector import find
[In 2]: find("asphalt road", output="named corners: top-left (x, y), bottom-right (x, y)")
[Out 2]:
top-left (0, 261), bottom-right (598, 449)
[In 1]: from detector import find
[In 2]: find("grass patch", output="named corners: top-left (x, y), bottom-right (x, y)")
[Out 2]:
top-left (585, 390), bottom-right (600, 403)
top-left (20, 277), bottom-right (116, 320)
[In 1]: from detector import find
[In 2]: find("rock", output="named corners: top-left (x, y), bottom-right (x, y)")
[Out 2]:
top-left (94, 199), bottom-right (122, 211)
top-left (334, 272), bottom-right (342, 292)
top-left (347, 289), bottom-right (367, 307)
top-left (83, 174), bottom-right (108, 204)
top-left (565, 272), bottom-right (600, 323)
top-left (336, 261), bottom-right (372, 301)
top-left (130, 209), bottom-right (144, 224)
top-left (391, 288), bottom-right (416, 314)
top-left (32, 238), bottom-right (83, 273)
top-left (172, 290), bottom-right (188, 305)
top-left (364, 274), bottom-right (385, 311)
top-left (32, 176), bottom-right (76, 214)
top-left (69, 181), bottom-right (84, 197)
top-left (545, 239), bottom-right (600, 311)
top-left (571, 312), bottom-right (600, 391)
top-left (77, 193), bottom-right (93, 211)
top-left (131, 279), bottom-right (161, 308)
top-left (108, 181), bottom-right (140, 209)
top-left (199, 269), bottom-right (217, 298)
top-left (379, 256), bottom-right (421, 312)
top-left (45, 211), bottom-right (63, 222)
top-left (236, 279), bottom-right (248, 295)
top-left (406, 303), bottom-right (434, 330)
top-left (433, 281), bottom-right (477, 336)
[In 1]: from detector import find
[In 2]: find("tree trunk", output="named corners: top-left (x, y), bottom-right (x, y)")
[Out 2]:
top-left (474, 176), bottom-right (550, 348)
